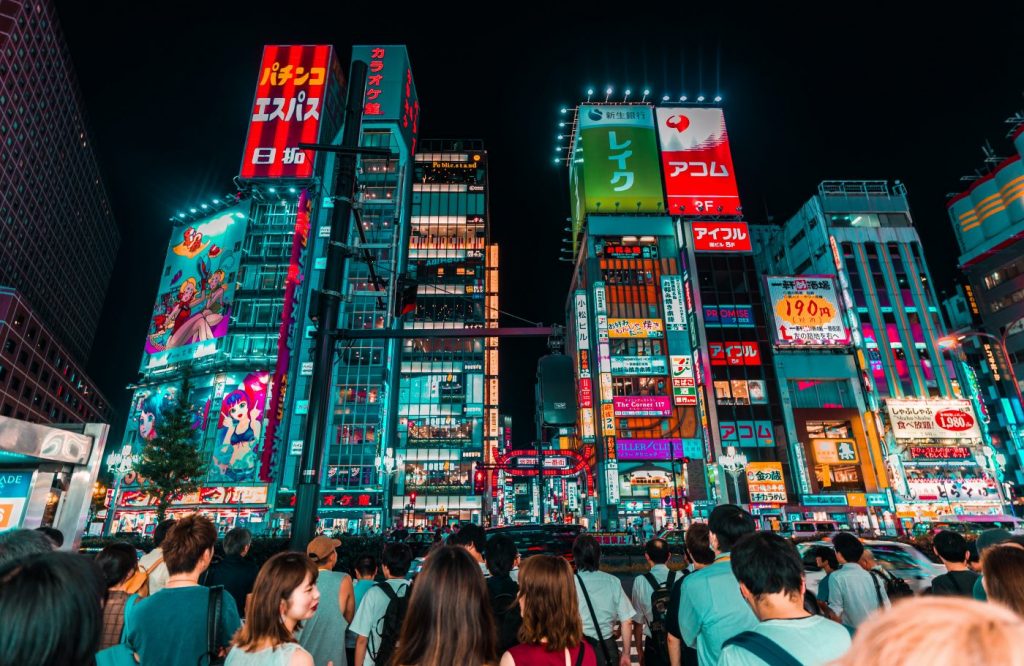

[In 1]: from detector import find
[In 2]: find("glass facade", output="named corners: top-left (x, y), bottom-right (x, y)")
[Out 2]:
top-left (396, 142), bottom-right (495, 526)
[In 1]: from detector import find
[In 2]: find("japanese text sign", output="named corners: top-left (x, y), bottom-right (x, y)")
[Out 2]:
top-left (608, 318), bottom-right (665, 338)
top-left (351, 45), bottom-right (420, 156)
top-left (655, 107), bottom-right (741, 216)
top-left (885, 399), bottom-right (982, 441)
top-left (708, 341), bottom-right (761, 366)
top-left (690, 221), bottom-right (752, 252)
top-left (241, 45), bottom-right (338, 180)
top-left (766, 276), bottom-right (850, 347)
top-left (613, 396), bottom-right (673, 417)
top-left (745, 462), bottom-right (787, 504)
top-left (720, 421), bottom-right (775, 448)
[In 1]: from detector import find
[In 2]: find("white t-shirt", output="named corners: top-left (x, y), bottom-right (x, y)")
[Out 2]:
top-left (138, 547), bottom-right (169, 594)
top-left (349, 578), bottom-right (409, 666)
top-left (717, 615), bottom-right (852, 666)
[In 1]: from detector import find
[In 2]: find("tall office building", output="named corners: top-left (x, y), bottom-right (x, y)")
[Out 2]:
top-left (755, 181), bottom-right (1005, 528)
top-left (393, 141), bottom-right (498, 527)
top-left (0, 0), bottom-right (119, 362)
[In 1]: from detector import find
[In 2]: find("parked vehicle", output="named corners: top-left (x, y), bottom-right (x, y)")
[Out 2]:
top-left (486, 523), bottom-right (583, 562)
top-left (911, 514), bottom-right (1024, 538)
top-left (787, 520), bottom-right (841, 539)
top-left (797, 539), bottom-right (944, 595)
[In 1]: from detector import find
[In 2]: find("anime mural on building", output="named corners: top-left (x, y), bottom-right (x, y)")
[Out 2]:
top-left (213, 372), bottom-right (269, 483)
top-left (144, 203), bottom-right (248, 359)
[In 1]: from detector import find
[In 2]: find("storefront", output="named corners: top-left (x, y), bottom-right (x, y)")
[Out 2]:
top-left (0, 417), bottom-right (109, 546)
top-left (109, 484), bottom-right (272, 536)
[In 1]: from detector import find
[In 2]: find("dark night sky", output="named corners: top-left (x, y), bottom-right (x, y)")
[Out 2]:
top-left (54, 3), bottom-right (1024, 443)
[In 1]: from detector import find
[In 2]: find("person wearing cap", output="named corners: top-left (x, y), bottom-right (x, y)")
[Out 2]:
top-left (973, 528), bottom-right (1012, 601)
top-left (297, 535), bottom-right (355, 666)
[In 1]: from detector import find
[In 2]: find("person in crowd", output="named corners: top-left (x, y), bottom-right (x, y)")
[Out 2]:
top-left (974, 528), bottom-right (1012, 600)
top-left (125, 514), bottom-right (242, 665)
top-left (718, 532), bottom-right (851, 666)
top-left (350, 542), bottom-right (413, 666)
top-left (827, 532), bottom-right (889, 627)
top-left (391, 545), bottom-right (497, 666)
top-left (677, 505), bottom-right (758, 666)
top-left (832, 596), bottom-right (1024, 666)
top-left (225, 552), bottom-right (318, 666)
top-left (927, 530), bottom-right (979, 596)
top-left (0, 551), bottom-right (107, 666)
top-left (448, 523), bottom-right (490, 577)
top-left (631, 538), bottom-right (675, 666)
top-left (203, 527), bottom-right (259, 617)
top-left (486, 534), bottom-right (523, 653)
top-left (95, 542), bottom-right (141, 649)
top-left (34, 525), bottom-right (64, 548)
top-left (138, 518), bottom-right (175, 594)
top-left (667, 523), bottom-right (714, 666)
top-left (810, 545), bottom-right (839, 604)
top-left (642, 519), bottom-right (656, 542)
top-left (0, 527), bottom-right (54, 566)
top-left (346, 554), bottom-right (379, 666)
top-left (298, 536), bottom-right (355, 666)
top-left (968, 541), bottom-right (982, 573)
top-left (982, 542), bottom-right (1024, 616)
top-left (572, 534), bottom-right (634, 666)
top-left (501, 554), bottom-right (595, 666)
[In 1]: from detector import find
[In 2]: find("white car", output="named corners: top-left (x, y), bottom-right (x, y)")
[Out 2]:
top-left (797, 539), bottom-right (945, 595)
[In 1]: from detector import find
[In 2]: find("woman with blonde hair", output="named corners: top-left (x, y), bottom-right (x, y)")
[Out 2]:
top-left (501, 555), bottom-right (596, 666)
top-left (226, 552), bottom-right (320, 666)
top-left (830, 596), bottom-right (1024, 666)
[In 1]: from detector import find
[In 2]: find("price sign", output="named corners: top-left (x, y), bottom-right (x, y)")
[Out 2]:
top-left (766, 276), bottom-right (850, 347)
top-left (775, 294), bottom-right (835, 327)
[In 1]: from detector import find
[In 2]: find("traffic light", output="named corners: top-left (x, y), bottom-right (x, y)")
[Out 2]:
top-left (473, 467), bottom-right (486, 494)
top-left (409, 491), bottom-right (417, 504)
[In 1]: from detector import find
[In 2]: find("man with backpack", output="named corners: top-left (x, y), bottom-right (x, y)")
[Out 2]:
top-left (631, 538), bottom-right (676, 666)
top-left (928, 530), bottom-right (980, 596)
top-left (827, 532), bottom-right (889, 627)
top-left (718, 532), bottom-right (851, 666)
top-left (351, 542), bottom-right (413, 666)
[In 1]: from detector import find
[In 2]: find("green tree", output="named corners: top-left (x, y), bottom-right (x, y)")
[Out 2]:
top-left (135, 377), bottom-right (207, 522)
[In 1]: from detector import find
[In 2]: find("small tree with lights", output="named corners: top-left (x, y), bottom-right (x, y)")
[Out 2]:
top-left (135, 375), bottom-right (207, 522)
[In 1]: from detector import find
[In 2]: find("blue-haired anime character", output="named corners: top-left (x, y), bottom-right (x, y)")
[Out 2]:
top-left (215, 388), bottom-right (261, 481)
top-left (136, 392), bottom-right (167, 442)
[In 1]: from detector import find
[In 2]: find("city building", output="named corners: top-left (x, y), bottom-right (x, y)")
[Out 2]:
top-left (0, 0), bottom-right (119, 363)
top-left (754, 180), bottom-right (1006, 529)
top-left (0, 287), bottom-right (111, 424)
top-left (944, 118), bottom-right (1024, 495)
top-left (393, 140), bottom-right (498, 528)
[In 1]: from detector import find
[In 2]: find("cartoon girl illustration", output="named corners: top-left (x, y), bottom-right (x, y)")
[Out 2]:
top-left (148, 278), bottom-right (199, 351)
top-left (168, 266), bottom-right (229, 347)
top-left (215, 388), bottom-right (261, 482)
top-left (137, 392), bottom-right (165, 442)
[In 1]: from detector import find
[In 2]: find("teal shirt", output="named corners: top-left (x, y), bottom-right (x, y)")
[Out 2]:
top-left (125, 585), bottom-right (242, 666)
top-left (677, 553), bottom-right (758, 666)
top-left (974, 575), bottom-right (987, 601)
top-left (717, 615), bottom-right (853, 666)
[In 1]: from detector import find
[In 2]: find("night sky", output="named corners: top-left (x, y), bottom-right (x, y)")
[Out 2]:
top-left (54, 3), bottom-right (1024, 443)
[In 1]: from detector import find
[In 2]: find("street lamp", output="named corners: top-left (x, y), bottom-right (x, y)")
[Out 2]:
top-left (375, 448), bottom-right (403, 531)
top-left (939, 319), bottom-right (1024, 407)
top-left (718, 446), bottom-right (748, 507)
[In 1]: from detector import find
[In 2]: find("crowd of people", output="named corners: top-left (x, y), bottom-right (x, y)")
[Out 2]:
top-left (4, 509), bottom-right (1024, 665)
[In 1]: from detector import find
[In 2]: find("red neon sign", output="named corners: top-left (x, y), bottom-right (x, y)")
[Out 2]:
top-left (691, 221), bottom-right (752, 253)
top-left (909, 446), bottom-right (972, 460)
top-left (709, 341), bottom-right (761, 366)
top-left (656, 107), bottom-right (741, 216)
top-left (240, 45), bottom-right (337, 180)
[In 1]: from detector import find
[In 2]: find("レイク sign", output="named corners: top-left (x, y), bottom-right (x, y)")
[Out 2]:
top-left (885, 399), bottom-right (982, 441)
top-left (240, 45), bottom-right (337, 180)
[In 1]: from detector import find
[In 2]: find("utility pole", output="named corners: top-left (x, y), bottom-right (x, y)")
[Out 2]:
top-left (290, 61), bottom-right (368, 552)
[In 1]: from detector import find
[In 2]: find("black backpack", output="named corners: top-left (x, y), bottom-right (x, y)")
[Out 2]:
top-left (644, 571), bottom-right (676, 666)
top-left (371, 581), bottom-right (410, 666)
top-left (491, 588), bottom-right (523, 653)
top-left (877, 568), bottom-right (914, 599)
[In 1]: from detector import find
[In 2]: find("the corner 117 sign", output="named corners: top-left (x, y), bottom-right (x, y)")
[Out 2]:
top-left (240, 45), bottom-right (339, 180)
top-left (765, 276), bottom-right (850, 347)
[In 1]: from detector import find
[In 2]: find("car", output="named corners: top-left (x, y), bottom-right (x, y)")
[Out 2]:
top-left (659, 529), bottom-right (685, 546)
top-left (486, 523), bottom-right (583, 563)
top-left (786, 520), bottom-right (841, 539)
top-left (911, 514), bottom-right (1024, 538)
top-left (797, 539), bottom-right (945, 596)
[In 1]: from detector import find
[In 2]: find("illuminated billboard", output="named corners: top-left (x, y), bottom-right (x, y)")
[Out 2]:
top-left (143, 203), bottom-right (249, 369)
top-left (608, 318), bottom-right (664, 338)
top-left (703, 304), bottom-right (755, 327)
top-left (720, 421), bottom-right (775, 448)
top-left (613, 396), bottom-right (672, 417)
top-left (708, 341), bottom-right (761, 366)
top-left (690, 221), bottom-right (752, 252)
top-left (745, 462), bottom-right (787, 504)
top-left (351, 45), bottom-right (420, 156)
top-left (670, 355), bottom-right (697, 406)
top-left (655, 107), bottom-right (741, 216)
top-left (240, 45), bottom-right (341, 180)
top-left (885, 399), bottom-right (983, 441)
top-left (572, 105), bottom-right (664, 223)
top-left (765, 276), bottom-right (850, 347)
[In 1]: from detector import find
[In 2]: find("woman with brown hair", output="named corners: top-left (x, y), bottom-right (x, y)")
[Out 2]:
top-left (391, 545), bottom-right (498, 666)
top-left (983, 542), bottom-right (1024, 616)
top-left (226, 552), bottom-right (320, 666)
top-left (501, 555), bottom-right (596, 666)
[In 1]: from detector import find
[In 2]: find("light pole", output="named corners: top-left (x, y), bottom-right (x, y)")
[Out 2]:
top-left (375, 448), bottom-right (403, 532)
top-left (718, 446), bottom-right (748, 507)
top-left (940, 326), bottom-right (1024, 408)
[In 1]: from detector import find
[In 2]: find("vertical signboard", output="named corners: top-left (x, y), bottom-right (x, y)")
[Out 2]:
top-left (574, 105), bottom-right (665, 218)
top-left (262, 190), bottom-right (312, 480)
top-left (670, 355), bottom-right (697, 406)
top-left (594, 282), bottom-right (616, 460)
top-left (574, 291), bottom-right (595, 443)
top-left (655, 107), bottom-right (741, 216)
top-left (240, 45), bottom-right (339, 180)
top-left (661, 275), bottom-right (686, 332)
top-left (351, 45), bottom-right (420, 156)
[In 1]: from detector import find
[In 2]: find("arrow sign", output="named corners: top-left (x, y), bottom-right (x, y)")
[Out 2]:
top-left (779, 325), bottom-right (793, 341)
